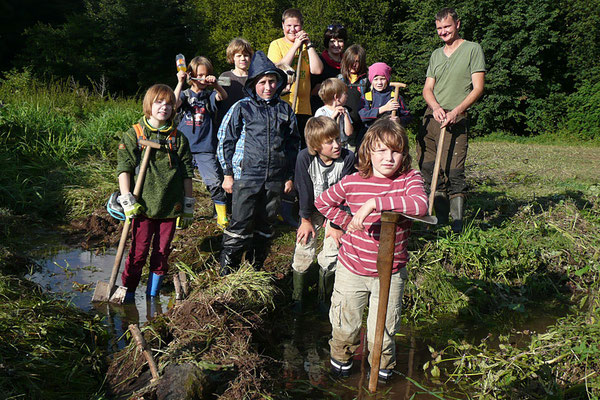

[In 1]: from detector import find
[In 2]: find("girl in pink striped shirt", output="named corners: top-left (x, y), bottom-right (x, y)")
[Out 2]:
top-left (315, 118), bottom-right (427, 381)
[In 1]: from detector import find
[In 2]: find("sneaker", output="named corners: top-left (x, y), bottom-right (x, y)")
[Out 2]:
top-left (330, 357), bottom-right (353, 377)
top-left (377, 368), bottom-right (393, 383)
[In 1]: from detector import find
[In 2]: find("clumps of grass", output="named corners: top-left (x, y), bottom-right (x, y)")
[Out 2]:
top-left (105, 264), bottom-right (279, 399)
top-left (0, 273), bottom-right (109, 399)
top-left (423, 306), bottom-right (600, 398)
top-left (0, 69), bottom-right (139, 219)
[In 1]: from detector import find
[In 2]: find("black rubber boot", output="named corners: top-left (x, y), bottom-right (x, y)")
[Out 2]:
top-left (433, 191), bottom-right (450, 225)
top-left (292, 270), bottom-right (308, 314)
top-left (317, 268), bottom-right (336, 314)
top-left (219, 247), bottom-right (244, 276)
top-left (250, 241), bottom-right (269, 271)
top-left (450, 196), bottom-right (465, 233)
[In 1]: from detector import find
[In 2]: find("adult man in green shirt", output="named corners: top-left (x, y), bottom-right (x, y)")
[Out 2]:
top-left (417, 7), bottom-right (486, 232)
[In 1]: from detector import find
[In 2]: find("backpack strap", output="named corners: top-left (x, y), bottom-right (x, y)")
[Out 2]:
top-left (133, 123), bottom-right (178, 151)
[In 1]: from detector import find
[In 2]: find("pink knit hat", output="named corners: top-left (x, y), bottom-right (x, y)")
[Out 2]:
top-left (368, 62), bottom-right (392, 83)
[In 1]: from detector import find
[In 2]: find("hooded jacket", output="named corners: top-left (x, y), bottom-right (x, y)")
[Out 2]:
top-left (217, 51), bottom-right (300, 182)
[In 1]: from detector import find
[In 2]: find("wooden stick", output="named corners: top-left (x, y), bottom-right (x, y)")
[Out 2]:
top-left (389, 82), bottom-right (406, 118)
top-left (291, 45), bottom-right (304, 112)
top-left (369, 211), bottom-right (402, 392)
top-left (179, 271), bottom-right (189, 297)
top-left (173, 273), bottom-right (182, 300)
top-left (129, 324), bottom-right (160, 383)
top-left (428, 126), bottom-right (447, 216)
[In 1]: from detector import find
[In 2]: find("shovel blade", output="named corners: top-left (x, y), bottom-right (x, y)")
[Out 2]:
top-left (92, 281), bottom-right (128, 304)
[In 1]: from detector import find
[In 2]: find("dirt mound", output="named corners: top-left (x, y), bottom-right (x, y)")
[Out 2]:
top-left (68, 208), bottom-right (122, 249)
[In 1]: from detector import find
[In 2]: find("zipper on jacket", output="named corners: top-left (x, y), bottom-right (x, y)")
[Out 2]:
top-left (266, 105), bottom-right (270, 180)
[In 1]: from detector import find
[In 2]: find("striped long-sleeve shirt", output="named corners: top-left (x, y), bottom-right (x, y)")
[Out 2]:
top-left (315, 169), bottom-right (427, 276)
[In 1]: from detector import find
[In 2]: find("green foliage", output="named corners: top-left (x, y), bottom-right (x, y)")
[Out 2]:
top-left (0, 273), bottom-right (109, 399)
top-left (563, 79), bottom-right (600, 140)
top-left (0, 70), bottom-right (139, 218)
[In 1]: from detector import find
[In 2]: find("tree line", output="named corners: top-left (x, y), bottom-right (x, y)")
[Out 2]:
top-left (2, 0), bottom-right (599, 138)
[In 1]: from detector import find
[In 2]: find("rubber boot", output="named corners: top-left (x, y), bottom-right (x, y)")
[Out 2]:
top-left (146, 273), bottom-right (164, 297)
top-left (215, 203), bottom-right (229, 229)
top-left (219, 247), bottom-right (243, 276)
top-left (433, 191), bottom-right (450, 225)
top-left (250, 241), bottom-right (269, 271)
top-left (292, 270), bottom-right (308, 314)
top-left (279, 199), bottom-right (299, 228)
top-left (450, 196), bottom-right (465, 233)
top-left (317, 268), bottom-right (336, 315)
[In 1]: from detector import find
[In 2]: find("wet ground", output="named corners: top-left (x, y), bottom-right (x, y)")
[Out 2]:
top-left (26, 242), bottom-right (566, 399)
top-left (27, 246), bottom-right (171, 351)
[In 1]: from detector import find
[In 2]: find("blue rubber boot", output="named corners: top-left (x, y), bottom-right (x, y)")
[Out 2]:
top-left (146, 273), bottom-right (164, 297)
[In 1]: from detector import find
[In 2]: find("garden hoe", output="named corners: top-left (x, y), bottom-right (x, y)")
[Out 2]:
top-left (389, 82), bottom-right (407, 119)
top-left (92, 139), bottom-right (161, 303)
top-left (291, 44), bottom-right (304, 111)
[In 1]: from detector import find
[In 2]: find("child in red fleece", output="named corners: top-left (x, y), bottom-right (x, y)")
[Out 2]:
top-left (315, 118), bottom-right (427, 381)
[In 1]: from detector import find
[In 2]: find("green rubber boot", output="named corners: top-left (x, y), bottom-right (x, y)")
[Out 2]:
top-left (292, 270), bottom-right (308, 314)
top-left (318, 268), bottom-right (336, 315)
top-left (450, 196), bottom-right (465, 233)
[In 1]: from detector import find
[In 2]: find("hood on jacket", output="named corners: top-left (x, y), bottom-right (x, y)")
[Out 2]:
top-left (244, 50), bottom-right (288, 101)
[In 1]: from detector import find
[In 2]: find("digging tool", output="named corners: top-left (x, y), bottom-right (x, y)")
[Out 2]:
top-left (92, 139), bottom-right (161, 303)
top-left (368, 211), bottom-right (402, 392)
top-left (291, 44), bottom-right (304, 111)
top-left (428, 126), bottom-right (447, 216)
top-left (389, 82), bottom-right (407, 119)
top-left (129, 324), bottom-right (160, 383)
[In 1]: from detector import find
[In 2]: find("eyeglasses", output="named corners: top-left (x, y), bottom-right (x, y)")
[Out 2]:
top-left (327, 24), bottom-right (344, 31)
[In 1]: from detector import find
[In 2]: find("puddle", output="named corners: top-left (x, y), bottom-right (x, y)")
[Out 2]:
top-left (278, 314), bottom-right (447, 399)
top-left (27, 246), bottom-right (171, 351)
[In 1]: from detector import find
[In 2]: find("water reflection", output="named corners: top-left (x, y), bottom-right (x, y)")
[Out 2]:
top-left (28, 247), bottom-right (171, 349)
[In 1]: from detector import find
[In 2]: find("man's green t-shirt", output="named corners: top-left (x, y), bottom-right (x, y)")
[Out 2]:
top-left (426, 40), bottom-right (486, 111)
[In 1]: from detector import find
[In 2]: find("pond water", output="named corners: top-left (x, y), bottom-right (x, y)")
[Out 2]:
top-left (27, 246), bottom-right (171, 351)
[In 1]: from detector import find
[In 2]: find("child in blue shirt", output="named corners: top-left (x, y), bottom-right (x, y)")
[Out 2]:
top-left (175, 56), bottom-right (229, 228)
top-left (359, 62), bottom-right (411, 129)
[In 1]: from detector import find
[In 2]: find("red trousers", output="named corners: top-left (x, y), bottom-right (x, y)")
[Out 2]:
top-left (121, 217), bottom-right (176, 291)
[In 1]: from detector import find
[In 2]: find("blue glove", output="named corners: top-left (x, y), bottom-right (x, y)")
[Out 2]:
top-left (118, 192), bottom-right (144, 219)
top-left (176, 196), bottom-right (195, 229)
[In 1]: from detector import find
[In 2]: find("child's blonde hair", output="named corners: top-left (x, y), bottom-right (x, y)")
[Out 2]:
top-left (305, 116), bottom-right (339, 156)
top-left (226, 38), bottom-right (254, 64)
top-left (187, 56), bottom-right (213, 77)
top-left (143, 84), bottom-right (176, 121)
top-left (318, 78), bottom-right (347, 104)
top-left (282, 8), bottom-right (303, 24)
top-left (357, 119), bottom-right (411, 178)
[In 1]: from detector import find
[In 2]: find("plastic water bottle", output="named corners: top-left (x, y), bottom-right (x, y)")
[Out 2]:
top-left (176, 54), bottom-right (186, 72)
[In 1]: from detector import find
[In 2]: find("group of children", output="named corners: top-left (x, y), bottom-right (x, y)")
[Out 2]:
top-left (115, 7), bottom-right (426, 384)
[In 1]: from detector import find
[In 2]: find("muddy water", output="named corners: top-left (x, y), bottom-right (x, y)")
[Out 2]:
top-left (279, 314), bottom-right (447, 399)
top-left (27, 246), bottom-right (171, 351)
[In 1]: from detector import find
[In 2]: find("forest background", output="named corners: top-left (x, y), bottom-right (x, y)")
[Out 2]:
top-left (1, 0), bottom-right (599, 140)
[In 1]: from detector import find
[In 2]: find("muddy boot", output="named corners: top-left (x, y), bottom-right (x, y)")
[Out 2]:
top-left (433, 191), bottom-right (449, 225)
top-left (450, 196), bottom-right (465, 233)
top-left (215, 202), bottom-right (229, 229)
top-left (219, 247), bottom-right (243, 276)
top-left (292, 270), bottom-right (308, 314)
top-left (146, 273), bottom-right (164, 297)
top-left (317, 268), bottom-right (336, 315)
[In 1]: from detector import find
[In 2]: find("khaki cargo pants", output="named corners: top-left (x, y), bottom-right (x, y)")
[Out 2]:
top-left (329, 263), bottom-right (408, 370)
top-left (291, 212), bottom-right (339, 273)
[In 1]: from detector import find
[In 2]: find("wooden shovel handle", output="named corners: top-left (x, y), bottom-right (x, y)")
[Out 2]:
top-left (369, 211), bottom-right (402, 392)
top-left (291, 45), bottom-right (304, 112)
top-left (389, 82), bottom-right (406, 118)
top-left (106, 146), bottom-right (154, 297)
top-left (428, 127), bottom-right (447, 216)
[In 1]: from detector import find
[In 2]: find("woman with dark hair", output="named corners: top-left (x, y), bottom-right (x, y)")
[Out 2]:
top-left (338, 44), bottom-right (370, 151)
top-left (310, 23), bottom-right (348, 112)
